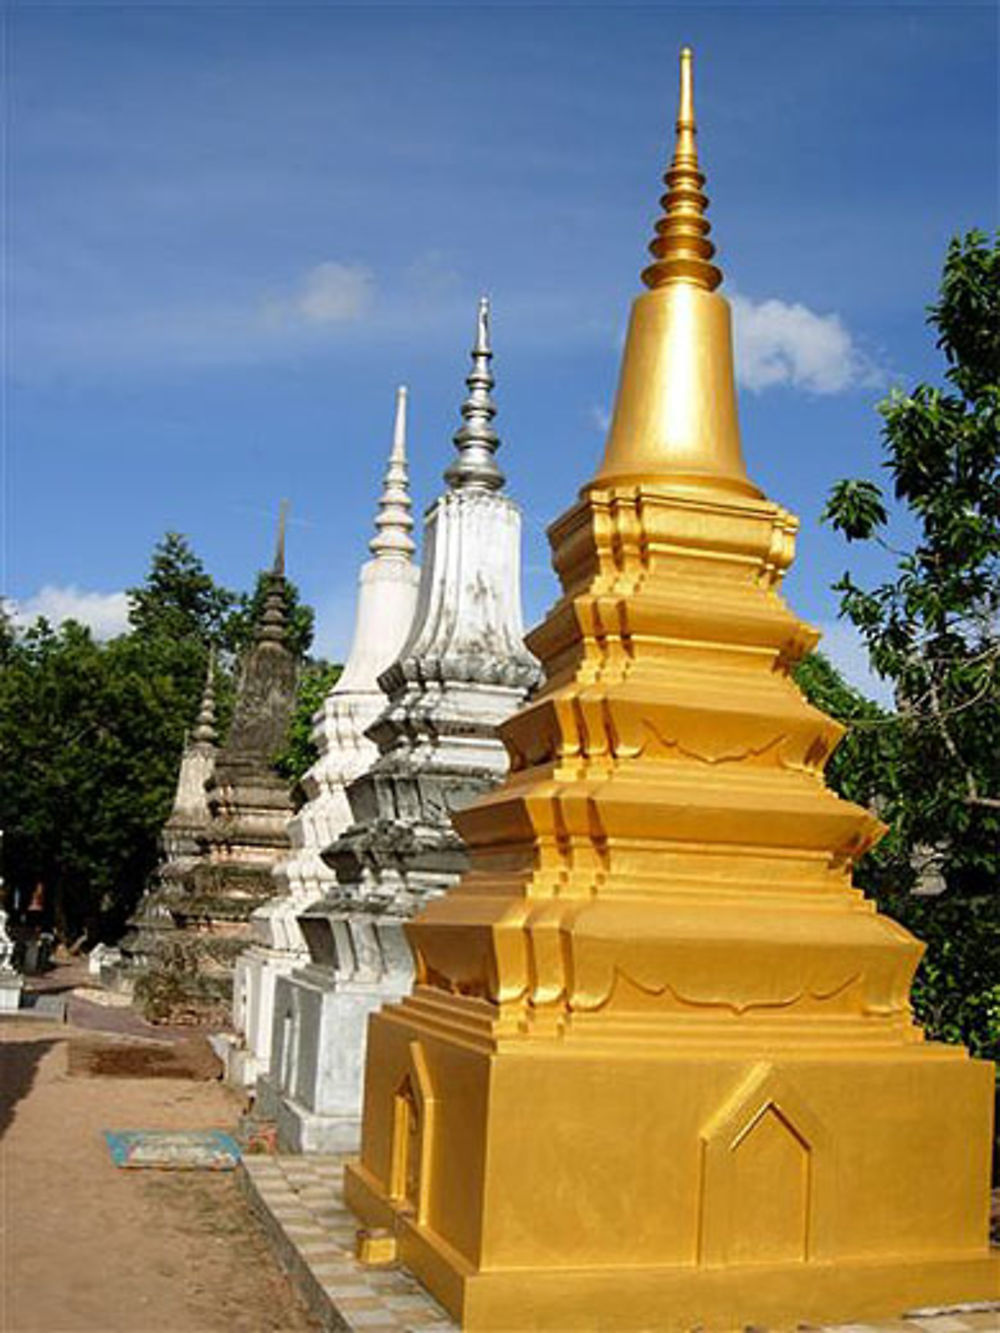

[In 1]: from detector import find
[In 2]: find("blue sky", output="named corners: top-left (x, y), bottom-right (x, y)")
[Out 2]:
top-left (5, 2), bottom-right (998, 698)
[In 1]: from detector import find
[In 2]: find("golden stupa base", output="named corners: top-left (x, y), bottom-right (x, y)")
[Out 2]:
top-left (345, 994), bottom-right (998, 1332)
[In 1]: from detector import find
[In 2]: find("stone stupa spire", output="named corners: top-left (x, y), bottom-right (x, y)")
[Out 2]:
top-left (163, 645), bottom-right (220, 840)
top-left (444, 296), bottom-right (504, 493)
top-left (257, 501), bottom-right (289, 647)
top-left (191, 648), bottom-right (218, 746)
top-left (369, 387), bottom-right (416, 561)
top-left (118, 642), bottom-right (225, 983)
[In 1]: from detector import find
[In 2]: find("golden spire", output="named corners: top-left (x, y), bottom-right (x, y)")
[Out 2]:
top-left (642, 47), bottom-right (722, 292)
top-left (595, 46), bottom-right (752, 493)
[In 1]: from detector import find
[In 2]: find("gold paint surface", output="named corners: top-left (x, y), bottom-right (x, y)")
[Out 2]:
top-left (346, 48), bottom-right (999, 1331)
top-left (598, 284), bottom-right (750, 487)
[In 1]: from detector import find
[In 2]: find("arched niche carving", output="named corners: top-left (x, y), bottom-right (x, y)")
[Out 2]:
top-left (698, 1062), bottom-right (834, 1266)
top-left (388, 1040), bottom-right (436, 1226)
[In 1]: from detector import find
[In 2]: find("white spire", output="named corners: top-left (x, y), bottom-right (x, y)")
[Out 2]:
top-left (369, 386), bottom-right (416, 561)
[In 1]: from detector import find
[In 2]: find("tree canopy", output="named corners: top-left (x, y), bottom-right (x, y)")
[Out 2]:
top-left (823, 230), bottom-right (999, 895)
top-left (813, 229), bottom-right (1000, 1063)
top-left (1, 533), bottom-right (324, 942)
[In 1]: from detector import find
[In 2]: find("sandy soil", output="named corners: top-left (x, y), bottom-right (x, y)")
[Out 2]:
top-left (1, 1018), bottom-right (320, 1333)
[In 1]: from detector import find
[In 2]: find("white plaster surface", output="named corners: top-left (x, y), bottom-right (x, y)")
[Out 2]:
top-left (0, 975), bottom-right (23, 1011)
top-left (261, 922), bottom-right (412, 1153)
top-left (267, 491), bottom-right (536, 1145)
top-left (227, 389), bottom-right (419, 1087)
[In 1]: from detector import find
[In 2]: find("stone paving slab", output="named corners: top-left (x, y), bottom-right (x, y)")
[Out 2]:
top-left (239, 1153), bottom-right (455, 1333)
top-left (240, 1154), bottom-right (1000, 1333)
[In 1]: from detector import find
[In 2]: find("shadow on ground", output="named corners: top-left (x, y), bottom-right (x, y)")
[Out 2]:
top-left (0, 1034), bottom-right (60, 1138)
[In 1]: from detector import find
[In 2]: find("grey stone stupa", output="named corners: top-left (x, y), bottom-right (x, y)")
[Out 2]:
top-left (259, 298), bottom-right (539, 1150)
top-left (137, 515), bottom-right (300, 1016)
top-left (112, 650), bottom-right (219, 985)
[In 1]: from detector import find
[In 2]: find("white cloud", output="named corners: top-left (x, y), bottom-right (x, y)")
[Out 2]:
top-left (589, 405), bottom-right (611, 433)
top-left (814, 619), bottom-right (893, 707)
top-left (264, 261), bottom-right (375, 327)
top-left (731, 295), bottom-right (880, 394)
top-left (9, 586), bottom-right (130, 640)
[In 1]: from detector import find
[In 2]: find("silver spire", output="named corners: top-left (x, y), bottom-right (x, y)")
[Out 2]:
top-left (445, 296), bottom-right (505, 493)
top-left (192, 647), bottom-right (218, 745)
top-left (369, 385), bottom-right (417, 561)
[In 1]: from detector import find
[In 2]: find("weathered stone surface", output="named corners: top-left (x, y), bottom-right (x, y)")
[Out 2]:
top-left (263, 299), bottom-right (538, 1149)
top-left (133, 526), bottom-right (299, 1020)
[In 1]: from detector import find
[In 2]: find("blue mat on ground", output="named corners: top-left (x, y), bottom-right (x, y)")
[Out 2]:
top-left (104, 1129), bottom-right (241, 1170)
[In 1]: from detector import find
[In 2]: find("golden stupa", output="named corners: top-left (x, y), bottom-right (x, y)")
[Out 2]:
top-left (345, 50), bottom-right (999, 1331)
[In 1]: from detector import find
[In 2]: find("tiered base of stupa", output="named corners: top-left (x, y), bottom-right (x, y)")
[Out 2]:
top-left (256, 918), bottom-right (414, 1152)
top-left (226, 947), bottom-right (300, 1086)
top-left (134, 852), bottom-right (287, 1019)
top-left (259, 671), bottom-right (532, 1149)
top-left (343, 470), bottom-right (999, 1329)
top-left (346, 994), bottom-right (998, 1331)
top-left (221, 884), bottom-right (318, 1084)
top-left (134, 746), bottom-right (294, 1019)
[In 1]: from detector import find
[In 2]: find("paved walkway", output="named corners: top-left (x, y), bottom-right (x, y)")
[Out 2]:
top-left (241, 1154), bottom-right (455, 1332)
top-left (241, 1154), bottom-right (1000, 1333)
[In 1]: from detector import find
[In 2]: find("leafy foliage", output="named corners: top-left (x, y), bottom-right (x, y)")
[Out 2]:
top-left (0, 619), bottom-right (196, 940)
top-left (0, 533), bottom-right (315, 942)
top-left (127, 531), bottom-right (237, 645)
top-left (816, 230), bottom-right (1000, 1063)
top-left (822, 230), bottom-right (999, 891)
top-left (274, 660), bottom-right (343, 786)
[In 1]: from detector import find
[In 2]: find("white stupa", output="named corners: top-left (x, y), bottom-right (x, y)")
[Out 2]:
top-left (260, 298), bottom-right (539, 1151)
top-left (224, 388), bottom-right (420, 1086)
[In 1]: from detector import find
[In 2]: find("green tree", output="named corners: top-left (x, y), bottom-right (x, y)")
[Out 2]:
top-left (0, 532), bottom-right (316, 943)
top-left (128, 531), bottom-right (237, 645)
top-left (820, 230), bottom-right (1000, 1061)
top-left (128, 531), bottom-right (240, 739)
top-left (0, 619), bottom-right (190, 940)
top-left (275, 659), bottom-right (343, 786)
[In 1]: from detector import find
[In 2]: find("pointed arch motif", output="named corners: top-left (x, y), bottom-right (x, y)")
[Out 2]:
top-left (388, 1040), bottom-right (436, 1226)
top-left (698, 1062), bottom-right (834, 1266)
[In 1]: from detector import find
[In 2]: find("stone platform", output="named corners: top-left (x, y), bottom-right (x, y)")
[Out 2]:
top-left (239, 1153), bottom-right (1000, 1333)
top-left (239, 1153), bottom-right (454, 1332)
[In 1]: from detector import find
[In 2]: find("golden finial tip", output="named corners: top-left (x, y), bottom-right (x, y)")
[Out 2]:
top-left (677, 46), bottom-right (695, 126)
top-left (640, 43), bottom-right (720, 292)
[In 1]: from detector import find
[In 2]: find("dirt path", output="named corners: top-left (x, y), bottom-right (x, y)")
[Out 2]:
top-left (1, 1019), bottom-right (320, 1333)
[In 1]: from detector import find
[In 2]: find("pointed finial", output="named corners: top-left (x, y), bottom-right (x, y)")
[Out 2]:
top-left (642, 47), bottom-right (722, 292)
top-left (258, 514), bottom-right (290, 647)
top-left (445, 296), bottom-right (505, 493)
top-left (370, 385), bottom-right (417, 561)
top-left (273, 499), bottom-right (288, 577)
top-left (192, 647), bottom-right (218, 745)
